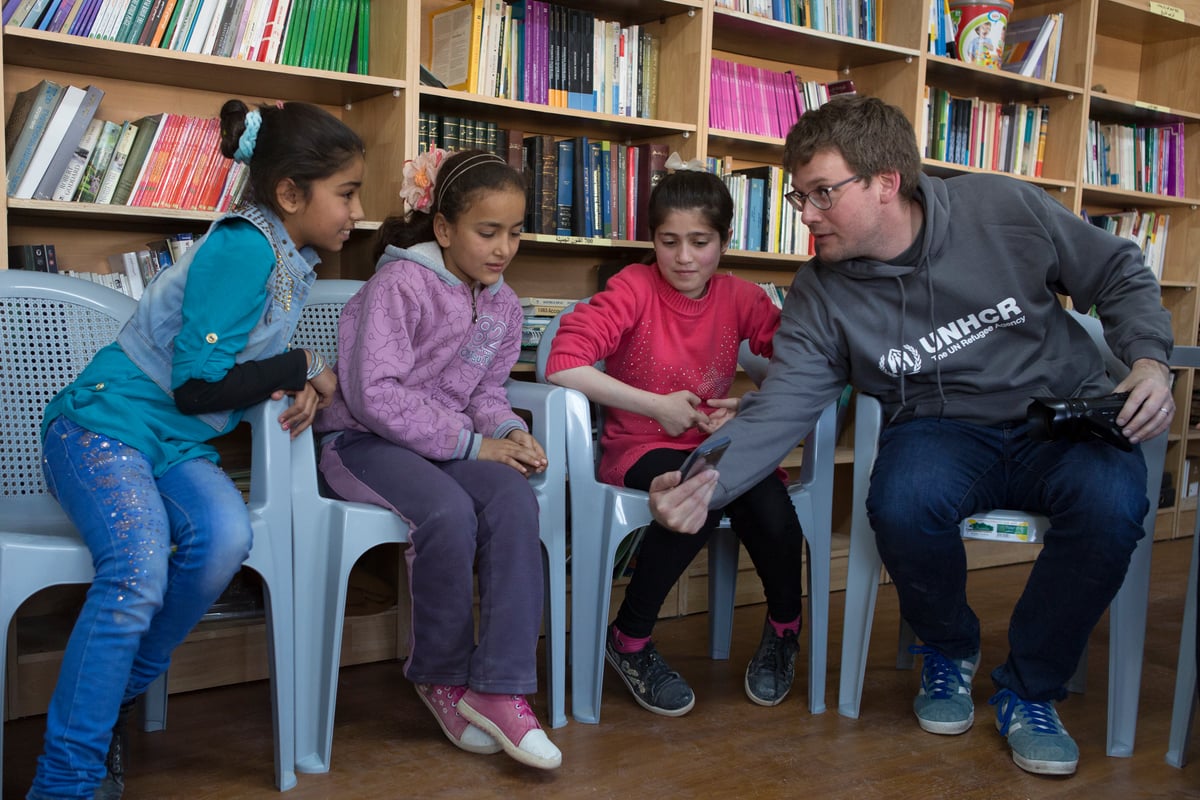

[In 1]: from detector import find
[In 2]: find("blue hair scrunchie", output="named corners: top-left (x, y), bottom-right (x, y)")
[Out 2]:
top-left (233, 109), bottom-right (261, 163)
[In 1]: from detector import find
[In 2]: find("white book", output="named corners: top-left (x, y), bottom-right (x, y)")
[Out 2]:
top-left (13, 84), bottom-right (87, 199)
top-left (237, 0), bottom-right (270, 60)
top-left (260, 0), bottom-right (293, 63)
top-left (51, 117), bottom-right (105, 201)
top-left (166, 0), bottom-right (202, 49)
top-left (184, 0), bottom-right (222, 52)
top-left (199, 0), bottom-right (230, 54)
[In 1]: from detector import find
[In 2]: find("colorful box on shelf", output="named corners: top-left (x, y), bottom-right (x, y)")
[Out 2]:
top-left (961, 511), bottom-right (1040, 543)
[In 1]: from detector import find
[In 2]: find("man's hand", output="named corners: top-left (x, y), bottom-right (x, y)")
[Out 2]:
top-left (648, 468), bottom-right (719, 534)
top-left (1115, 357), bottom-right (1174, 444)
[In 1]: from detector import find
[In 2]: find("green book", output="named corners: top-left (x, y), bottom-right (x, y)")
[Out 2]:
top-left (279, 0), bottom-right (310, 65)
top-left (111, 113), bottom-right (163, 205)
top-left (74, 119), bottom-right (122, 203)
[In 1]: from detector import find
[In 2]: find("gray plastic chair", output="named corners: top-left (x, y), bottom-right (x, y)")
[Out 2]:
top-left (288, 279), bottom-right (569, 776)
top-left (535, 299), bottom-right (837, 723)
top-left (1166, 345), bottom-right (1200, 768)
top-left (0, 271), bottom-right (297, 791)
top-left (838, 309), bottom-right (1168, 759)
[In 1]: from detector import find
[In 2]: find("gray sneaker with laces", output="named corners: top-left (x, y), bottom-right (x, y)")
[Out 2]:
top-left (990, 688), bottom-right (1079, 775)
top-left (744, 616), bottom-right (800, 706)
top-left (912, 645), bottom-right (979, 735)
top-left (604, 624), bottom-right (695, 717)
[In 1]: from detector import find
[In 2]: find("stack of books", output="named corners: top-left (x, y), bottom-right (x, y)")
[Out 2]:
top-left (519, 296), bottom-right (572, 363)
top-left (5, 78), bottom-right (248, 211)
top-left (1, 0), bottom-right (371, 74)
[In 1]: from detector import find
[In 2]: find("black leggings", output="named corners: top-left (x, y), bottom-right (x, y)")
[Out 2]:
top-left (613, 447), bottom-right (806, 639)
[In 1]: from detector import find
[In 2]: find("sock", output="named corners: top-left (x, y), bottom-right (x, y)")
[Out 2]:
top-left (611, 625), bottom-right (651, 654)
top-left (769, 614), bottom-right (801, 637)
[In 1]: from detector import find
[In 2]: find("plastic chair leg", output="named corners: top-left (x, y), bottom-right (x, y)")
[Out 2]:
top-left (541, 540), bottom-right (568, 728)
top-left (837, 522), bottom-right (885, 718)
top-left (706, 527), bottom-right (739, 661)
top-left (1106, 529), bottom-right (1153, 757)
top-left (1167, 528), bottom-right (1200, 767)
top-left (141, 673), bottom-right (168, 732)
top-left (569, 531), bottom-right (619, 725)
top-left (806, 531), bottom-right (831, 715)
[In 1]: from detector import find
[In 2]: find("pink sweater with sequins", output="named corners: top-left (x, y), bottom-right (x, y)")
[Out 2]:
top-left (545, 262), bottom-right (780, 485)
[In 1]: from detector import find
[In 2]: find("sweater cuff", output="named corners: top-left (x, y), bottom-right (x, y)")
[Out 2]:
top-left (1124, 339), bottom-right (1172, 368)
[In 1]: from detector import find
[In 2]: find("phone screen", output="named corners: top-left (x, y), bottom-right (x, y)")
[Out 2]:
top-left (679, 435), bottom-right (731, 480)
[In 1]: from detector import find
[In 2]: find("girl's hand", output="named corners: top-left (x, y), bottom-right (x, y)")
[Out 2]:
top-left (651, 390), bottom-right (708, 437)
top-left (279, 383), bottom-right (321, 438)
top-left (479, 433), bottom-right (547, 476)
top-left (506, 429), bottom-right (547, 474)
top-left (699, 397), bottom-right (739, 434)
top-left (309, 365), bottom-right (338, 410)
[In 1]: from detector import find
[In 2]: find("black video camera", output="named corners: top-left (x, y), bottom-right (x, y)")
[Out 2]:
top-left (1026, 392), bottom-right (1133, 451)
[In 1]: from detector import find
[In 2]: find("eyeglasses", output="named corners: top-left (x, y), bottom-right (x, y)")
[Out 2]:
top-left (783, 175), bottom-right (862, 212)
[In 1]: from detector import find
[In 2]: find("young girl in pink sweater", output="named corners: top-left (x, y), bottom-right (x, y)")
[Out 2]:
top-left (545, 168), bottom-right (806, 716)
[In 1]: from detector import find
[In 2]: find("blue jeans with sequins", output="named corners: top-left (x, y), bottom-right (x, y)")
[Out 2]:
top-left (28, 416), bottom-right (251, 800)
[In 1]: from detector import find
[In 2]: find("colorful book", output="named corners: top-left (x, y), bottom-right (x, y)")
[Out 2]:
top-left (5, 79), bottom-right (64, 196)
top-left (31, 84), bottom-right (105, 201)
top-left (633, 142), bottom-right (667, 241)
top-left (51, 116), bottom-right (104, 201)
top-left (95, 119), bottom-right (138, 203)
top-left (554, 136), bottom-right (573, 236)
top-left (73, 119), bottom-right (121, 202)
top-left (112, 112), bottom-right (164, 204)
top-left (13, 83), bottom-right (87, 199)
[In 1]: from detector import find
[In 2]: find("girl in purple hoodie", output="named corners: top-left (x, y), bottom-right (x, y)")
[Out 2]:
top-left (314, 149), bottom-right (560, 770)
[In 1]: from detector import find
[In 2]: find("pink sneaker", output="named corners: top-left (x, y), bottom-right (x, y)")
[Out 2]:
top-left (457, 690), bottom-right (562, 770)
top-left (414, 684), bottom-right (502, 755)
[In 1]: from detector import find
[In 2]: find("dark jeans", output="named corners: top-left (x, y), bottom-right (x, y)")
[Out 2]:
top-left (614, 447), bottom-right (805, 639)
top-left (867, 416), bottom-right (1148, 702)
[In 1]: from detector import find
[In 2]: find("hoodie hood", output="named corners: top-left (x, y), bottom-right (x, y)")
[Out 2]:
top-left (377, 241), bottom-right (507, 296)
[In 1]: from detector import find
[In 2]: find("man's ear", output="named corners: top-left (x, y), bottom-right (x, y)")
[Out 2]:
top-left (275, 178), bottom-right (303, 215)
top-left (875, 170), bottom-right (903, 203)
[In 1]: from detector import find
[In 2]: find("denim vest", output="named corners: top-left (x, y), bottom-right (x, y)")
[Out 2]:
top-left (116, 204), bottom-right (319, 432)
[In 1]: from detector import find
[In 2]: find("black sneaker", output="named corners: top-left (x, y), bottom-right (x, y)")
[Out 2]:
top-left (744, 616), bottom-right (800, 707)
top-left (604, 625), bottom-right (695, 717)
top-left (95, 700), bottom-right (135, 800)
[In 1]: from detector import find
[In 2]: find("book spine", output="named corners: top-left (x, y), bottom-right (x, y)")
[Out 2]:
top-left (51, 116), bottom-right (104, 201)
top-left (32, 84), bottom-right (105, 200)
top-left (555, 137), bottom-right (573, 237)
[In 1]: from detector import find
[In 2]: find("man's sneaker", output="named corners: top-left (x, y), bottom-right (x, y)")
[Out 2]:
top-left (744, 616), bottom-right (800, 706)
top-left (912, 645), bottom-right (979, 735)
top-left (604, 624), bottom-right (695, 717)
top-left (989, 689), bottom-right (1079, 775)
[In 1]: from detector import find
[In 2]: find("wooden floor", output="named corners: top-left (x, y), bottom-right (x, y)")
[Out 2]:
top-left (5, 538), bottom-right (1199, 799)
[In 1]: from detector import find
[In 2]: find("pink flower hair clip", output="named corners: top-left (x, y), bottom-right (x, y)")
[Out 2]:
top-left (400, 148), bottom-right (449, 213)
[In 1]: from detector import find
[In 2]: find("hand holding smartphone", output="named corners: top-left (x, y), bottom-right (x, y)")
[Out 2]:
top-left (678, 435), bottom-right (731, 480)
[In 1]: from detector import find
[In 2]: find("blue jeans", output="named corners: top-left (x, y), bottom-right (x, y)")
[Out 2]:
top-left (29, 417), bottom-right (251, 800)
top-left (867, 416), bottom-right (1148, 702)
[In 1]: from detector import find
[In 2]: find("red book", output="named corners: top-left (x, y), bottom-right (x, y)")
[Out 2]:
top-left (633, 142), bottom-right (667, 241)
top-left (129, 113), bottom-right (181, 207)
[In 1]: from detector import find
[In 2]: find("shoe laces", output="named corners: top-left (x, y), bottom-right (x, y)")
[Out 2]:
top-left (636, 643), bottom-right (678, 688)
top-left (912, 645), bottom-right (966, 700)
top-left (989, 689), bottom-right (1064, 736)
top-left (509, 695), bottom-right (533, 718)
top-left (752, 627), bottom-right (795, 671)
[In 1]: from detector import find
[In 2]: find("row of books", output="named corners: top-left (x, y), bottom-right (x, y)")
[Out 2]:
top-left (715, 0), bottom-right (881, 42)
top-left (2, 0), bottom-right (371, 75)
top-left (5, 79), bottom-right (249, 211)
top-left (708, 57), bottom-right (856, 138)
top-left (518, 296), bottom-right (571, 363)
top-left (426, 0), bottom-right (659, 119)
top-left (720, 165), bottom-right (812, 256)
top-left (923, 89), bottom-right (1051, 178)
top-left (8, 243), bottom-right (59, 272)
top-left (1085, 209), bottom-right (1171, 280)
top-left (416, 112), bottom-right (507, 158)
top-left (1084, 120), bottom-right (1186, 198)
top-left (1000, 13), bottom-right (1064, 82)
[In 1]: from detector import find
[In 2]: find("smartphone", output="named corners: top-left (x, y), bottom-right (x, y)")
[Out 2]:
top-left (678, 435), bottom-right (732, 480)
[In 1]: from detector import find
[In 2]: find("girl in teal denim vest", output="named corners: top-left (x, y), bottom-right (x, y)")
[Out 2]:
top-left (30, 99), bottom-right (364, 800)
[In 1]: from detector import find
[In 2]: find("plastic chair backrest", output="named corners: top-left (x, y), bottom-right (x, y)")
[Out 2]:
top-left (0, 272), bottom-right (136, 522)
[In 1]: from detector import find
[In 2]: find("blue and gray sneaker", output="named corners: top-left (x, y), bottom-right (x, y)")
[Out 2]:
top-left (911, 645), bottom-right (979, 735)
top-left (990, 688), bottom-right (1079, 775)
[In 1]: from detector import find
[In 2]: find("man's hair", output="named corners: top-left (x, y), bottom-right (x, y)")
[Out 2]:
top-left (782, 95), bottom-right (922, 200)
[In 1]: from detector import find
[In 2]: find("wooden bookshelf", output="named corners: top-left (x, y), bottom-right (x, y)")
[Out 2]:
top-left (4, 0), bottom-right (1199, 712)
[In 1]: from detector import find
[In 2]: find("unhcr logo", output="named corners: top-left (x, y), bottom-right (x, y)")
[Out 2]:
top-left (879, 344), bottom-right (921, 377)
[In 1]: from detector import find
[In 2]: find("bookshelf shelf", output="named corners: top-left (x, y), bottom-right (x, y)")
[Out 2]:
top-left (924, 54), bottom-right (1084, 99)
top-left (418, 86), bottom-right (699, 139)
top-left (711, 9), bottom-right (921, 68)
top-left (1080, 185), bottom-right (1200, 208)
top-left (1089, 93), bottom-right (1200, 123)
top-left (1, 27), bottom-right (406, 107)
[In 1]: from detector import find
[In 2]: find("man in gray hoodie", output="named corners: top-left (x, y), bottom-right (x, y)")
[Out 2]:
top-left (649, 96), bottom-right (1174, 775)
